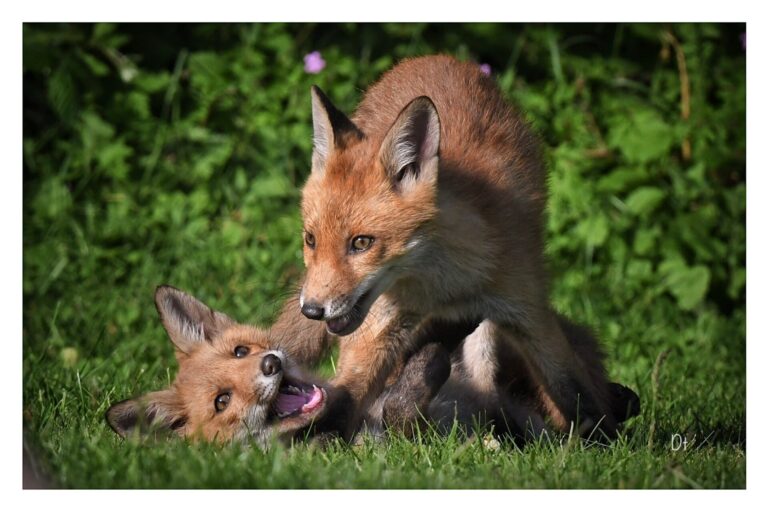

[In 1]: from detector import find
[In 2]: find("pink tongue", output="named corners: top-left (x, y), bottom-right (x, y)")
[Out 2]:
top-left (276, 393), bottom-right (307, 413)
top-left (302, 387), bottom-right (322, 411)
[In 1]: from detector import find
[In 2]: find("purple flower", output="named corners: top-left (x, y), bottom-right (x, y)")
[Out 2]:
top-left (479, 63), bottom-right (491, 76)
top-left (304, 51), bottom-right (326, 74)
top-left (740, 32), bottom-right (746, 51)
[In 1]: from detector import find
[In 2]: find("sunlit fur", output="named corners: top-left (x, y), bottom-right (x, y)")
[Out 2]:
top-left (106, 289), bottom-right (327, 448)
top-left (107, 290), bottom-right (640, 447)
top-left (168, 326), bottom-right (284, 443)
top-left (301, 142), bottom-right (438, 319)
top-left (296, 54), bottom-right (619, 438)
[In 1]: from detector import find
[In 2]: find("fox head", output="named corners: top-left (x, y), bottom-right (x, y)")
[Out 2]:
top-left (300, 86), bottom-right (441, 335)
top-left (106, 286), bottom-right (326, 446)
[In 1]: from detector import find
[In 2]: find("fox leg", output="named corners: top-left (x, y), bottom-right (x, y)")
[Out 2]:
top-left (494, 312), bottom-right (617, 437)
top-left (461, 320), bottom-right (501, 409)
top-left (269, 292), bottom-right (334, 366)
top-left (319, 302), bottom-right (419, 439)
top-left (462, 320), bottom-right (550, 439)
top-left (324, 341), bottom-right (398, 440)
top-left (380, 343), bottom-right (451, 437)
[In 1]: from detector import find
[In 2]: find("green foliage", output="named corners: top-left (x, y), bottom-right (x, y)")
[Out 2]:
top-left (23, 23), bottom-right (745, 489)
top-left (522, 24), bottom-right (746, 314)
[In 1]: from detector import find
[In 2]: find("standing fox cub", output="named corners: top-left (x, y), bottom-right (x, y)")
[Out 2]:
top-left (106, 287), bottom-right (639, 445)
top-left (294, 54), bottom-right (621, 438)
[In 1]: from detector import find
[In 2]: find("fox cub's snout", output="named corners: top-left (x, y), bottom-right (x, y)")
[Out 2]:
top-left (106, 286), bottom-right (327, 445)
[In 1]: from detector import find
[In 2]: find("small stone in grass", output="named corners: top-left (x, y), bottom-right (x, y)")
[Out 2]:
top-left (482, 433), bottom-right (500, 451)
top-left (60, 347), bottom-right (79, 368)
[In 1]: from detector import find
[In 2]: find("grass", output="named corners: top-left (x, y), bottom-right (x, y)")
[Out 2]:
top-left (22, 247), bottom-right (745, 488)
top-left (22, 23), bottom-right (745, 489)
top-left (24, 428), bottom-right (745, 489)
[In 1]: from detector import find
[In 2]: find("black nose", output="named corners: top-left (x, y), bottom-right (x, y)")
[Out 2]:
top-left (301, 302), bottom-right (325, 320)
top-left (261, 354), bottom-right (282, 376)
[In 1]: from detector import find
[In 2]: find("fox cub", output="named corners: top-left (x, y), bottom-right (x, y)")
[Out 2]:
top-left (292, 54), bottom-right (622, 438)
top-left (106, 287), bottom-right (640, 446)
top-left (107, 286), bottom-right (328, 446)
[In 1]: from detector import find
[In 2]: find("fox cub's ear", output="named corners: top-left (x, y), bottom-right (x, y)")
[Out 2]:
top-left (154, 286), bottom-right (234, 355)
top-left (310, 85), bottom-right (363, 172)
top-left (106, 390), bottom-right (187, 439)
top-left (379, 96), bottom-right (440, 195)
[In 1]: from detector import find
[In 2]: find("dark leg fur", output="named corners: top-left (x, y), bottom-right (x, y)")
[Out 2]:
top-left (556, 315), bottom-right (610, 402)
top-left (411, 317), bottom-right (483, 354)
top-left (293, 310), bottom-right (638, 443)
top-left (381, 343), bottom-right (451, 437)
top-left (556, 316), bottom-right (642, 434)
top-left (495, 314), bottom-right (636, 439)
top-left (608, 382), bottom-right (641, 423)
top-left (297, 386), bottom-right (355, 441)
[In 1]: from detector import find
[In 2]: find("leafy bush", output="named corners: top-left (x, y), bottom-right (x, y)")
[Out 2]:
top-left (24, 24), bottom-right (745, 319)
top-left (526, 25), bottom-right (746, 316)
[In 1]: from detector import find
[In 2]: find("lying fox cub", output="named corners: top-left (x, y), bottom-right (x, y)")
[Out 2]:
top-left (106, 286), bottom-right (639, 446)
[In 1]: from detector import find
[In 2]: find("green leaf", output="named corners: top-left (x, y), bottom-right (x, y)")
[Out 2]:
top-left (91, 23), bottom-right (117, 43)
top-left (660, 260), bottom-right (711, 310)
top-left (633, 227), bottom-right (661, 255)
top-left (33, 176), bottom-right (73, 220)
top-left (607, 107), bottom-right (676, 164)
top-left (626, 259), bottom-right (653, 283)
top-left (249, 173), bottom-right (295, 198)
top-left (575, 214), bottom-right (609, 247)
top-left (597, 167), bottom-right (649, 193)
top-left (48, 62), bottom-right (77, 121)
top-left (625, 187), bottom-right (666, 215)
top-left (220, 219), bottom-right (246, 247)
top-left (728, 268), bottom-right (746, 299)
top-left (91, 23), bottom-right (129, 48)
top-left (96, 140), bottom-right (133, 180)
top-left (134, 71), bottom-right (171, 93)
top-left (78, 50), bottom-right (110, 76)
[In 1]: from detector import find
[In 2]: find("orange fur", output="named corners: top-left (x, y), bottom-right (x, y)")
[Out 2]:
top-left (106, 289), bottom-right (640, 446)
top-left (106, 287), bottom-right (328, 446)
top-left (294, 55), bottom-right (618, 438)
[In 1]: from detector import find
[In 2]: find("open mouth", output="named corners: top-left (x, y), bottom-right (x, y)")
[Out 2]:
top-left (325, 289), bottom-right (371, 336)
top-left (273, 375), bottom-right (326, 422)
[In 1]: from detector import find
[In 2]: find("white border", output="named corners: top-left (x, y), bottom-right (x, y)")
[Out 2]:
top-left (4, 0), bottom-right (762, 508)
top-left (4, 0), bottom-right (756, 22)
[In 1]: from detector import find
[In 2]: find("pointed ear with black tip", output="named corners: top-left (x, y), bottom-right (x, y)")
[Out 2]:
top-left (378, 96), bottom-right (440, 195)
top-left (105, 390), bottom-right (187, 439)
top-left (154, 285), bottom-right (235, 355)
top-left (310, 85), bottom-right (364, 172)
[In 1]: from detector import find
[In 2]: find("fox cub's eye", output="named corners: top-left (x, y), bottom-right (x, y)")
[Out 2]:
top-left (351, 236), bottom-right (374, 253)
top-left (234, 345), bottom-right (249, 358)
top-left (214, 392), bottom-right (231, 413)
top-left (304, 232), bottom-right (316, 249)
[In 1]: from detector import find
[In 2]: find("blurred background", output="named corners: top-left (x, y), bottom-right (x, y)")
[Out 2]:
top-left (22, 23), bottom-right (746, 488)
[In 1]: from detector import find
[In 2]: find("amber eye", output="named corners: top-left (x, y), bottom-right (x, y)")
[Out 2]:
top-left (214, 392), bottom-right (231, 413)
top-left (234, 345), bottom-right (249, 358)
top-left (350, 235), bottom-right (374, 253)
top-left (304, 232), bottom-right (316, 249)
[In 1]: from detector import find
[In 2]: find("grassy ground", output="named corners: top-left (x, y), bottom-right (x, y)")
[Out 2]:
top-left (22, 250), bottom-right (745, 489)
top-left (22, 23), bottom-right (745, 489)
